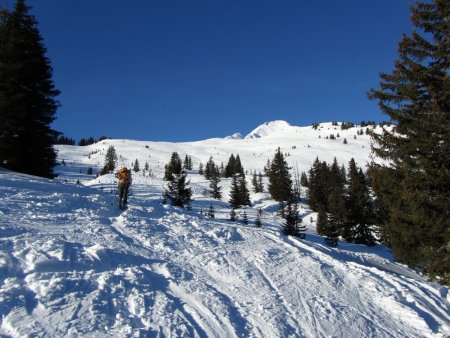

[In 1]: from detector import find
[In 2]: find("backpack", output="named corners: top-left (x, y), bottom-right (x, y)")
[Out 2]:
top-left (118, 168), bottom-right (130, 184)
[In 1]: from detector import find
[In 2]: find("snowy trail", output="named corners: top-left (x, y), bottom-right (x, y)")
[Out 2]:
top-left (0, 169), bottom-right (449, 337)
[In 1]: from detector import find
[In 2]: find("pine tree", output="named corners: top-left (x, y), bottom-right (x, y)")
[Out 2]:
top-left (229, 208), bottom-right (237, 222)
top-left (204, 156), bottom-right (219, 180)
top-left (183, 155), bottom-right (193, 170)
top-left (252, 172), bottom-right (259, 193)
top-left (268, 148), bottom-right (293, 202)
top-left (238, 175), bottom-right (251, 207)
top-left (133, 159), bottom-right (140, 172)
top-left (164, 152), bottom-right (182, 181)
top-left (100, 145), bottom-right (117, 175)
top-left (327, 158), bottom-right (347, 236)
top-left (209, 174), bottom-right (222, 199)
top-left (368, 0), bottom-right (449, 283)
top-left (316, 205), bottom-right (328, 236)
top-left (257, 172), bottom-right (264, 192)
top-left (0, 0), bottom-right (60, 178)
top-left (300, 172), bottom-right (308, 187)
top-left (228, 174), bottom-right (241, 209)
top-left (242, 210), bottom-right (249, 225)
top-left (198, 162), bottom-right (204, 175)
top-left (144, 162), bottom-right (149, 171)
top-left (224, 154), bottom-right (236, 177)
top-left (207, 204), bottom-right (215, 218)
top-left (166, 170), bottom-right (192, 208)
top-left (345, 159), bottom-right (376, 245)
top-left (282, 200), bottom-right (302, 237)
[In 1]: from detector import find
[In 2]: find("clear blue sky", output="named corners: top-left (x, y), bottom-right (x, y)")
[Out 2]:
top-left (26, 0), bottom-right (414, 141)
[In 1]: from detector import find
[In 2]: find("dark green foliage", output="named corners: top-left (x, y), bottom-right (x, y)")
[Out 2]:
top-left (282, 200), bottom-right (303, 238)
top-left (228, 174), bottom-right (251, 209)
top-left (100, 145), bottom-right (117, 175)
top-left (316, 206), bottom-right (328, 236)
top-left (345, 159), bottom-right (376, 245)
top-left (0, 0), bottom-right (60, 178)
top-left (300, 172), bottom-right (308, 187)
top-left (225, 154), bottom-right (244, 178)
top-left (78, 137), bottom-right (96, 146)
top-left (164, 152), bottom-right (182, 181)
top-left (144, 162), bottom-right (149, 171)
top-left (198, 162), bottom-right (203, 175)
top-left (133, 159), bottom-right (140, 172)
top-left (229, 208), bottom-right (237, 222)
top-left (206, 204), bottom-right (215, 218)
top-left (268, 148), bottom-right (293, 202)
top-left (204, 157), bottom-right (220, 180)
top-left (307, 157), bottom-right (328, 211)
top-left (242, 210), bottom-right (248, 225)
top-left (252, 171), bottom-right (264, 193)
top-left (325, 214), bottom-right (339, 248)
top-left (165, 170), bottom-right (192, 208)
top-left (341, 122), bottom-right (355, 130)
top-left (368, 0), bottom-right (449, 284)
top-left (209, 174), bottom-right (222, 199)
top-left (55, 135), bottom-right (75, 145)
top-left (183, 155), bottom-right (193, 170)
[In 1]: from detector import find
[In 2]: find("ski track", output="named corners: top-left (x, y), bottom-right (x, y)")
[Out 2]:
top-left (0, 167), bottom-right (449, 337)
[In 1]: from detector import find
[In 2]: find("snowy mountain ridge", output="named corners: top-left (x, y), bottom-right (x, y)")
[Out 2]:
top-left (1, 121), bottom-right (449, 337)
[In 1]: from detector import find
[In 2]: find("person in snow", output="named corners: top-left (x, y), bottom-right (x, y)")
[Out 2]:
top-left (116, 167), bottom-right (132, 209)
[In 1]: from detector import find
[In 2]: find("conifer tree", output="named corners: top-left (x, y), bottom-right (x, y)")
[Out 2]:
top-left (257, 172), bottom-right (264, 192)
top-left (198, 162), bottom-right (204, 175)
top-left (282, 200), bottom-right (302, 237)
top-left (268, 148), bottom-right (293, 202)
top-left (242, 210), bottom-right (249, 225)
top-left (238, 174), bottom-right (251, 207)
top-left (209, 174), bottom-right (222, 199)
top-left (224, 154), bottom-right (236, 177)
top-left (133, 159), bottom-right (140, 172)
top-left (229, 208), bottom-right (237, 222)
top-left (228, 175), bottom-right (241, 209)
top-left (144, 162), bottom-right (149, 171)
top-left (316, 206), bottom-right (328, 237)
top-left (0, 0), bottom-right (60, 178)
top-left (300, 172), bottom-right (308, 187)
top-left (164, 152), bottom-right (182, 181)
top-left (368, 0), bottom-right (449, 282)
top-left (100, 145), bottom-right (117, 175)
top-left (207, 204), bottom-right (215, 218)
top-left (165, 169), bottom-right (192, 208)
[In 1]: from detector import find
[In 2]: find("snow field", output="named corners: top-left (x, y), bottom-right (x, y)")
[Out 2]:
top-left (0, 121), bottom-right (449, 337)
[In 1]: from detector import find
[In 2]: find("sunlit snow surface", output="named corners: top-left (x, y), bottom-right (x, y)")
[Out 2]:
top-left (0, 122), bottom-right (449, 337)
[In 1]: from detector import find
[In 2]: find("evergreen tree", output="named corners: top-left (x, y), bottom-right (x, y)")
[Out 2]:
top-left (268, 148), bottom-right (293, 202)
top-left (224, 154), bottom-right (236, 177)
top-left (0, 0), bottom-right (60, 178)
top-left (204, 156), bottom-right (219, 180)
top-left (307, 158), bottom-right (328, 211)
top-left (327, 158), bottom-right (348, 236)
top-left (164, 152), bottom-right (182, 181)
top-left (198, 162), bottom-right (204, 175)
top-left (316, 205), bottom-right (328, 236)
top-left (368, 0), bottom-right (449, 282)
top-left (345, 159), bottom-right (376, 245)
top-left (325, 215), bottom-right (339, 248)
top-left (242, 210), bottom-right (249, 225)
top-left (133, 159), bottom-right (140, 172)
top-left (282, 200), bottom-right (302, 237)
top-left (209, 174), bottom-right (222, 199)
top-left (228, 174), bottom-right (241, 209)
top-left (183, 155), bottom-right (193, 170)
top-left (252, 172), bottom-right (259, 193)
top-left (257, 172), bottom-right (264, 192)
top-left (207, 204), bottom-right (215, 218)
top-left (300, 172), bottom-right (308, 187)
top-left (229, 208), bottom-right (237, 222)
top-left (238, 174), bottom-right (251, 207)
top-left (100, 145), bottom-right (117, 175)
top-left (165, 169), bottom-right (192, 208)
top-left (144, 162), bottom-right (149, 172)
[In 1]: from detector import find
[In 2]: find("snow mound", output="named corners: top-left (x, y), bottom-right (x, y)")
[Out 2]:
top-left (245, 120), bottom-right (291, 139)
top-left (225, 133), bottom-right (244, 140)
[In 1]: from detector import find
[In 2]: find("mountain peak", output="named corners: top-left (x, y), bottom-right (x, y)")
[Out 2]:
top-left (245, 120), bottom-right (291, 139)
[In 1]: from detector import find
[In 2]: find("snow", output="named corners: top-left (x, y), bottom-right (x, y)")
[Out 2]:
top-left (0, 122), bottom-right (449, 337)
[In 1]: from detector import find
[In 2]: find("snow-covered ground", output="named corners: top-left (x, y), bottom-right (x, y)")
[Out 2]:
top-left (1, 121), bottom-right (449, 337)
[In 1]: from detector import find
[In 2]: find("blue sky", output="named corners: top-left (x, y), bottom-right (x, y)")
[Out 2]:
top-left (27, 0), bottom-right (414, 142)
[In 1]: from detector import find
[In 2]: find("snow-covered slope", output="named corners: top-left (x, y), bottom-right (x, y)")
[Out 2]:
top-left (1, 122), bottom-right (449, 337)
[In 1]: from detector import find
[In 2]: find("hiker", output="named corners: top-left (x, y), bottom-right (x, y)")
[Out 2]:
top-left (116, 167), bottom-right (132, 209)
